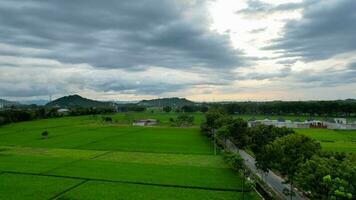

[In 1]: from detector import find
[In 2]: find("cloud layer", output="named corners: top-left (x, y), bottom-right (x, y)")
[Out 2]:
top-left (0, 0), bottom-right (242, 70)
top-left (1, 0), bottom-right (356, 101)
top-left (266, 0), bottom-right (356, 61)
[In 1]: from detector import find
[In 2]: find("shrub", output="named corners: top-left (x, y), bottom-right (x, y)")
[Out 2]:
top-left (103, 116), bottom-right (113, 122)
top-left (41, 131), bottom-right (49, 139)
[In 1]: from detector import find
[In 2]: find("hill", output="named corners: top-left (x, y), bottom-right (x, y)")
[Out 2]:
top-left (46, 95), bottom-right (114, 108)
top-left (20, 99), bottom-right (48, 105)
top-left (138, 97), bottom-right (195, 107)
top-left (0, 99), bottom-right (19, 107)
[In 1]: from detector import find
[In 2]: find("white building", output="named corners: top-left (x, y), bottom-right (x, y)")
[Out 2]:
top-left (248, 118), bottom-right (356, 130)
top-left (133, 119), bottom-right (158, 126)
top-left (333, 118), bottom-right (347, 124)
top-left (57, 108), bottom-right (70, 114)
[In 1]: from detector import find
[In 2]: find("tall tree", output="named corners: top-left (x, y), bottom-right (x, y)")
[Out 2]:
top-left (256, 134), bottom-right (321, 200)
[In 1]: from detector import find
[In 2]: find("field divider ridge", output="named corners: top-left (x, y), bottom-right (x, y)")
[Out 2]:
top-left (47, 179), bottom-right (88, 200)
top-left (38, 148), bottom-right (112, 174)
top-left (89, 150), bottom-right (112, 159)
top-left (1, 170), bottom-right (249, 193)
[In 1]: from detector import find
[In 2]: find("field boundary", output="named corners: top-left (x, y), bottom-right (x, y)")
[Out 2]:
top-left (2, 170), bottom-right (250, 193)
top-left (48, 180), bottom-right (88, 200)
top-left (89, 150), bottom-right (112, 159)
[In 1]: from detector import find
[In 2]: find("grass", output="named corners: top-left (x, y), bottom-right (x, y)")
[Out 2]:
top-left (0, 121), bottom-right (213, 154)
top-left (48, 159), bottom-right (242, 189)
top-left (0, 114), bottom-right (260, 199)
top-left (79, 127), bottom-right (214, 154)
top-left (0, 173), bottom-right (82, 200)
top-left (60, 181), bottom-right (260, 200)
top-left (295, 129), bottom-right (356, 152)
top-left (94, 151), bottom-right (227, 168)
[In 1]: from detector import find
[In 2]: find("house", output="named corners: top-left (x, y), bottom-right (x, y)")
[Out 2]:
top-left (308, 120), bottom-right (327, 129)
top-left (57, 108), bottom-right (70, 114)
top-left (334, 118), bottom-right (347, 124)
top-left (133, 119), bottom-right (158, 126)
top-left (248, 117), bottom-right (356, 130)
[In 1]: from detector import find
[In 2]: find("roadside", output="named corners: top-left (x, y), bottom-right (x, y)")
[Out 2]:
top-left (218, 137), bottom-right (306, 200)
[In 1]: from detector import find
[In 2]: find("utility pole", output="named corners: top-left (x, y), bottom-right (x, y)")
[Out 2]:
top-left (213, 129), bottom-right (217, 155)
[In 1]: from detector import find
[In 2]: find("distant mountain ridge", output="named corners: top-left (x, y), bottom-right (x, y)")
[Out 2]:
top-left (46, 95), bottom-right (114, 108)
top-left (0, 99), bottom-right (19, 106)
top-left (20, 100), bottom-right (48, 105)
top-left (138, 97), bottom-right (195, 107)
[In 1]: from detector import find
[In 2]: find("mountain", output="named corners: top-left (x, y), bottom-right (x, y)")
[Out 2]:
top-left (20, 99), bottom-right (48, 105)
top-left (0, 99), bottom-right (19, 107)
top-left (138, 97), bottom-right (195, 107)
top-left (46, 95), bottom-right (114, 108)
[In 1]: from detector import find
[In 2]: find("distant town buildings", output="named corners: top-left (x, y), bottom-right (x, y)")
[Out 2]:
top-left (133, 119), bottom-right (158, 126)
top-left (248, 118), bottom-right (356, 130)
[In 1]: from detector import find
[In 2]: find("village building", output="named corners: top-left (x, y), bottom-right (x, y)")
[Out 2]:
top-left (133, 119), bottom-right (158, 126)
top-left (248, 117), bottom-right (356, 130)
top-left (57, 108), bottom-right (70, 115)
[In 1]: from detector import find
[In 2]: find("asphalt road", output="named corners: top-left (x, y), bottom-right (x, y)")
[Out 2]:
top-left (238, 150), bottom-right (304, 200)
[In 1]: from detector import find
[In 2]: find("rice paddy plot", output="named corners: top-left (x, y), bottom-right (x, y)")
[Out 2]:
top-left (0, 173), bottom-right (82, 200)
top-left (60, 180), bottom-right (260, 200)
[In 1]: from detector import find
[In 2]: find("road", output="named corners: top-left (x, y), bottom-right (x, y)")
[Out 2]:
top-left (238, 149), bottom-right (304, 200)
top-left (219, 138), bottom-right (304, 200)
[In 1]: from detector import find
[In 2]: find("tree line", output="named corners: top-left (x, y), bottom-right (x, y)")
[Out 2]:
top-left (0, 106), bottom-right (116, 126)
top-left (201, 108), bottom-right (355, 200)
top-left (219, 100), bottom-right (356, 117)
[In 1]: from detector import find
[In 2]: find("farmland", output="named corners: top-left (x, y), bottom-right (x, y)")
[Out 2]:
top-left (233, 114), bottom-right (356, 153)
top-left (294, 129), bottom-right (356, 153)
top-left (0, 114), bottom-right (260, 200)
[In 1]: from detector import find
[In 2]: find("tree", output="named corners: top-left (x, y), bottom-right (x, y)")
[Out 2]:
top-left (227, 118), bottom-right (248, 148)
top-left (217, 125), bottom-right (230, 147)
top-left (170, 113), bottom-right (194, 127)
top-left (295, 155), bottom-right (336, 199)
top-left (323, 175), bottom-right (353, 200)
top-left (205, 108), bottom-right (227, 130)
top-left (103, 116), bottom-right (112, 122)
top-left (224, 153), bottom-right (253, 200)
top-left (163, 106), bottom-right (172, 113)
top-left (200, 106), bottom-right (209, 113)
top-left (256, 134), bottom-right (321, 200)
top-left (249, 125), bottom-right (294, 154)
top-left (295, 153), bottom-right (355, 199)
top-left (41, 130), bottom-right (49, 139)
top-left (181, 105), bottom-right (194, 113)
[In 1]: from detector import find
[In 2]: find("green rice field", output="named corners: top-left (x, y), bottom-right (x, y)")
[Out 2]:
top-left (0, 114), bottom-right (260, 200)
top-left (295, 129), bottom-right (356, 153)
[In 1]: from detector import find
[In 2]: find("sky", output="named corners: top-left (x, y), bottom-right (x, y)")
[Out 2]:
top-left (0, 0), bottom-right (356, 102)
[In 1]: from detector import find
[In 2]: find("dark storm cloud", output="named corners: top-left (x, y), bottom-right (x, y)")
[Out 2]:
top-left (265, 0), bottom-right (356, 61)
top-left (0, 0), bottom-right (243, 70)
